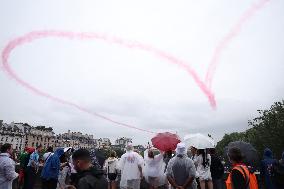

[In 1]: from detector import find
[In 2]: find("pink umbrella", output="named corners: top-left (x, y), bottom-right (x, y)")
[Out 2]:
top-left (151, 132), bottom-right (181, 151)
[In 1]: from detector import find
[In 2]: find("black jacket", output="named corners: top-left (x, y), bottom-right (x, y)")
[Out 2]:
top-left (210, 154), bottom-right (224, 179)
top-left (75, 167), bottom-right (108, 189)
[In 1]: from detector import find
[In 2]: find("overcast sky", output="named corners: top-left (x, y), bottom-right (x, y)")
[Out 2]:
top-left (1, 0), bottom-right (284, 145)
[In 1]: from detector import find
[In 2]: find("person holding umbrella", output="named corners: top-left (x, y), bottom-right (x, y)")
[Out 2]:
top-left (143, 145), bottom-right (165, 189)
top-left (194, 149), bottom-right (213, 189)
top-left (226, 147), bottom-right (258, 189)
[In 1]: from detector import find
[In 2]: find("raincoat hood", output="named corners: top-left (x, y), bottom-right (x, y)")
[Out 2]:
top-left (175, 143), bottom-right (186, 155)
top-left (263, 148), bottom-right (273, 159)
top-left (54, 148), bottom-right (64, 157)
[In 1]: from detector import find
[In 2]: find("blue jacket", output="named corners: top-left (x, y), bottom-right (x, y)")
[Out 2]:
top-left (260, 148), bottom-right (277, 189)
top-left (41, 148), bottom-right (64, 180)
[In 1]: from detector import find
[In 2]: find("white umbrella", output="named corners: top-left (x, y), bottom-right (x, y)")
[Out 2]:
top-left (184, 133), bottom-right (215, 149)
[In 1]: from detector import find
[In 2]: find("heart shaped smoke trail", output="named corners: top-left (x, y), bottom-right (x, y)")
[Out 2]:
top-left (1, 0), bottom-right (270, 133)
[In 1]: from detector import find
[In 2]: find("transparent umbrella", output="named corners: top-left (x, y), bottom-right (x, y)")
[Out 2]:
top-left (184, 133), bottom-right (215, 149)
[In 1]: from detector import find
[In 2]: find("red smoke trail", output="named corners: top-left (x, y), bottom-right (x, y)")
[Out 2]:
top-left (205, 0), bottom-right (271, 89)
top-left (1, 30), bottom-right (214, 133)
top-left (1, 0), bottom-right (270, 133)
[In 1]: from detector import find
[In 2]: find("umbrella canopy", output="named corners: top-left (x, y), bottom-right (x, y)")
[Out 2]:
top-left (225, 141), bottom-right (258, 167)
top-left (184, 133), bottom-right (215, 149)
top-left (151, 132), bottom-right (181, 151)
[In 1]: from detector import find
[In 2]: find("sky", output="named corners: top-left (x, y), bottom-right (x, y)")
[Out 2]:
top-left (0, 0), bottom-right (284, 145)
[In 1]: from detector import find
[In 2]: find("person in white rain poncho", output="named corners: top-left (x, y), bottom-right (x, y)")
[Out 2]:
top-left (166, 143), bottom-right (197, 189)
top-left (0, 144), bottom-right (18, 189)
top-left (118, 143), bottom-right (144, 189)
top-left (143, 148), bottom-right (166, 189)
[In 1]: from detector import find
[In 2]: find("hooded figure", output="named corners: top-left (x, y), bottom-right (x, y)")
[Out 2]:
top-left (272, 151), bottom-right (284, 189)
top-left (41, 148), bottom-right (64, 189)
top-left (166, 143), bottom-right (197, 189)
top-left (260, 148), bottom-right (277, 189)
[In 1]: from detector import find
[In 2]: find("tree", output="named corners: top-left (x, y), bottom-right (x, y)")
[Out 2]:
top-left (215, 132), bottom-right (246, 156)
top-left (248, 100), bottom-right (284, 158)
top-left (216, 100), bottom-right (284, 159)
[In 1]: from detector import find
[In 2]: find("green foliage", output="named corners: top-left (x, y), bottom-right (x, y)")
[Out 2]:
top-left (215, 132), bottom-right (247, 156)
top-left (216, 100), bottom-right (284, 159)
top-left (248, 100), bottom-right (284, 158)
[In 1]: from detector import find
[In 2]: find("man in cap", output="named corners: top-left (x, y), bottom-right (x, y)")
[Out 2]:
top-left (118, 143), bottom-right (144, 189)
top-left (166, 143), bottom-right (197, 189)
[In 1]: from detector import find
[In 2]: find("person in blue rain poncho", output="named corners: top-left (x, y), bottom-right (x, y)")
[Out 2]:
top-left (260, 148), bottom-right (277, 189)
top-left (41, 148), bottom-right (64, 189)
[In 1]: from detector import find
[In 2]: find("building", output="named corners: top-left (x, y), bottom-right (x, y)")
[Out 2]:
top-left (115, 137), bottom-right (132, 148)
top-left (55, 130), bottom-right (96, 149)
top-left (1, 120), bottom-right (56, 150)
top-left (25, 126), bottom-right (55, 149)
top-left (0, 120), bottom-right (103, 150)
top-left (0, 121), bottom-right (26, 151)
top-left (96, 138), bottom-right (111, 148)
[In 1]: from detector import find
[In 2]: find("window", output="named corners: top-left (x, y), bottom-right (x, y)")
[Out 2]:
top-left (32, 142), bottom-right (34, 147)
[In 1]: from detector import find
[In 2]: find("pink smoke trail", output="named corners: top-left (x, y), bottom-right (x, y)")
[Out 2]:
top-left (1, 0), bottom-right (271, 133)
top-left (205, 0), bottom-right (271, 89)
top-left (1, 30), bottom-right (214, 133)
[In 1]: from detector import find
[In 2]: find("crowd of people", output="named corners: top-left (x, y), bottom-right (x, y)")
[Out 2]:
top-left (0, 142), bottom-right (284, 189)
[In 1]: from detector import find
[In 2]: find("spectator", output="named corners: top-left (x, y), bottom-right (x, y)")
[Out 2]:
top-left (57, 148), bottom-right (71, 189)
top-left (19, 147), bottom-right (29, 188)
top-left (226, 147), bottom-right (258, 189)
top-left (71, 149), bottom-right (107, 189)
top-left (25, 144), bottom-right (43, 189)
top-left (103, 150), bottom-right (119, 189)
top-left (43, 146), bottom-right (53, 162)
top-left (0, 143), bottom-right (19, 189)
top-left (209, 148), bottom-right (224, 189)
top-left (194, 149), bottom-right (213, 189)
top-left (143, 148), bottom-right (165, 189)
top-left (91, 148), bottom-right (104, 169)
top-left (163, 150), bottom-right (173, 171)
top-left (19, 147), bottom-right (35, 189)
top-left (260, 148), bottom-right (277, 189)
top-left (118, 143), bottom-right (144, 189)
top-left (166, 143), bottom-right (197, 189)
top-left (41, 148), bottom-right (64, 189)
top-left (273, 151), bottom-right (284, 189)
top-left (69, 148), bottom-right (77, 185)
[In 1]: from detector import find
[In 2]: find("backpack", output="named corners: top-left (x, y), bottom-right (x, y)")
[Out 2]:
top-left (226, 165), bottom-right (258, 189)
top-left (266, 163), bottom-right (274, 177)
top-left (273, 162), bottom-right (284, 185)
